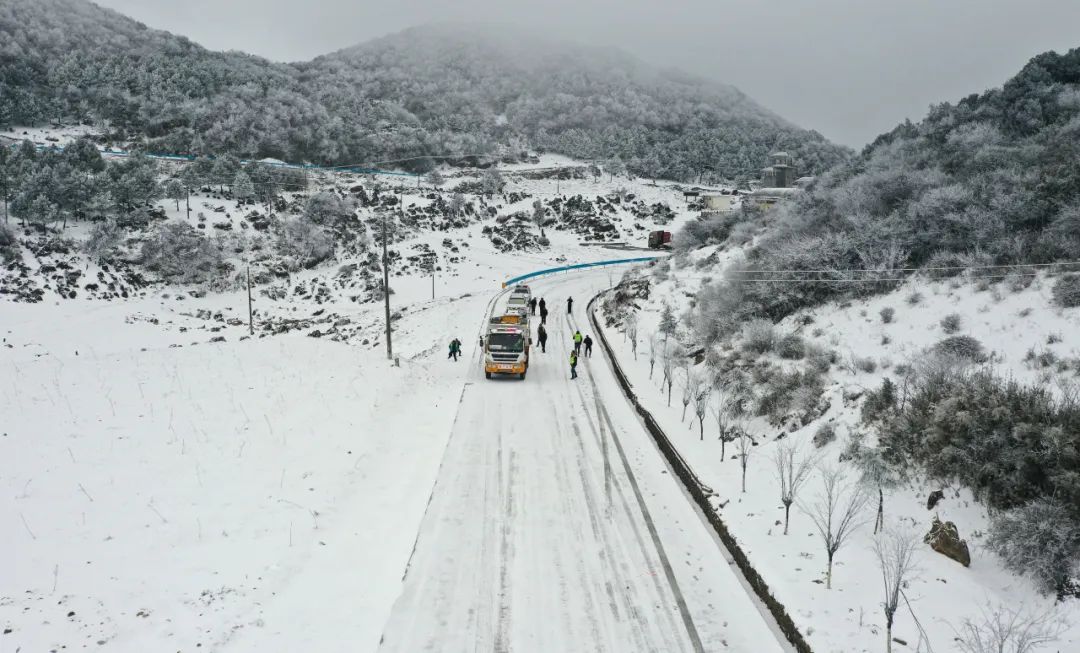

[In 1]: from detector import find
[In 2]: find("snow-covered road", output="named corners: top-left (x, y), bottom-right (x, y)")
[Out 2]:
top-left (378, 272), bottom-right (787, 653)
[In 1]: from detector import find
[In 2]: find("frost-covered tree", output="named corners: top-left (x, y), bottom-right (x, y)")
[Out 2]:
top-left (735, 425), bottom-right (753, 493)
top-left (304, 191), bottom-right (353, 227)
top-left (647, 331), bottom-right (658, 378)
top-left (772, 442), bottom-right (817, 535)
top-left (680, 364), bottom-right (700, 422)
top-left (801, 465), bottom-right (869, 589)
top-left (83, 219), bottom-right (122, 262)
top-left (426, 170), bottom-right (446, 188)
top-left (873, 528), bottom-right (920, 653)
top-left (532, 199), bottom-right (546, 237)
top-left (952, 602), bottom-right (1065, 653)
top-left (232, 170), bottom-right (254, 202)
top-left (481, 168), bottom-right (503, 197)
top-left (164, 179), bottom-right (184, 211)
top-left (660, 342), bottom-right (682, 406)
top-left (625, 313), bottom-right (639, 359)
top-left (449, 192), bottom-right (466, 217)
top-left (988, 497), bottom-right (1080, 594)
top-left (659, 303), bottom-right (677, 341)
top-left (211, 155), bottom-right (240, 193)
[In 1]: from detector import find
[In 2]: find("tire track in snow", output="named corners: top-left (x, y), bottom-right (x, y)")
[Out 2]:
top-left (566, 310), bottom-right (707, 653)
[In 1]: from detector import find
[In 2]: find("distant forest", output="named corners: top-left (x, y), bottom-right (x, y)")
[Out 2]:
top-left (0, 0), bottom-right (850, 180)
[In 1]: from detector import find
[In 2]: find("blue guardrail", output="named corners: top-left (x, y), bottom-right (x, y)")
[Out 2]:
top-left (502, 256), bottom-right (658, 288)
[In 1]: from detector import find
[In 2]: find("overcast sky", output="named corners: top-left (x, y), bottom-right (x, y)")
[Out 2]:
top-left (94, 0), bottom-right (1080, 147)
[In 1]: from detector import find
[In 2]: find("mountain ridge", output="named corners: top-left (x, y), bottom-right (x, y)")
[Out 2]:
top-left (0, 0), bottom-right (849, 179)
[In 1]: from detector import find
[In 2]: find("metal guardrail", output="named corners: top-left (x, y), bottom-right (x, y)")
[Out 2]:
top-left (588, 292), bottom-right (812, 653)
top-left (501, 256), bottom-right (658, 288)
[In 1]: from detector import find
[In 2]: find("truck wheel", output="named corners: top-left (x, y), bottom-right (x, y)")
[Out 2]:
top-left (519, 372), bottom-right (526, 380)
top-left (485, 371), bottom-right (492, 379)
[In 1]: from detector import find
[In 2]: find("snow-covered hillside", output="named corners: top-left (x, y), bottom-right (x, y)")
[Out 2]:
top-left (600, 247), bottom-right (1080, 652)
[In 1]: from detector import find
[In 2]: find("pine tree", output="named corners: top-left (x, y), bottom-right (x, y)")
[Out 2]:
top-left (232, 171), bottom-right (255, 203)
top-left (164, 179), bottom-right (185, 212)
top-left (659, 303), bottom-right (677, 341)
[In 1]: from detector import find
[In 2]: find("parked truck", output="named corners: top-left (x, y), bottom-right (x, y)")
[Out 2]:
top-left (484, 313), bottom-right (531, 380)
top-left (647, 230), bottom-right (672, 249)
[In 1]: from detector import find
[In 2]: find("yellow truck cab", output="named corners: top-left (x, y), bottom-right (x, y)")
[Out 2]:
top-left (484, 314), bottom-right (530, 380)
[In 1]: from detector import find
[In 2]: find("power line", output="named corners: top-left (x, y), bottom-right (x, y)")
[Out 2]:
top-left (727, 260), bottom-right (1080, 275)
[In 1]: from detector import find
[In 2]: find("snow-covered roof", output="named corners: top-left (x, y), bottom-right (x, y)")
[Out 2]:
top-left (749, 187), bottom-right (802, 198)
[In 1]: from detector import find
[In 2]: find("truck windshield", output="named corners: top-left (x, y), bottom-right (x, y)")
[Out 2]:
top-left (488, 333), bottom-right (524, 352)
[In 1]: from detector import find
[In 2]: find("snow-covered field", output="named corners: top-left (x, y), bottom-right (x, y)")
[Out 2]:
top-left (3, 162), bottom-right (794, 651)
top-left (601, 250), bottom-right (1080, 652)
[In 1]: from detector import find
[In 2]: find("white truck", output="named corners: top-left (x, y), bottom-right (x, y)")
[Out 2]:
top-left (484, 313), bottom-right (530, 380)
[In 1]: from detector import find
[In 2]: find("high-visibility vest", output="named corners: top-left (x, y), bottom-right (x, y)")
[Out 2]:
top-left (574, 333), bottom-right (582, 343)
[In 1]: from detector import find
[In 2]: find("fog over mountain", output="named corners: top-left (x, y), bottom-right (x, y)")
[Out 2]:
top-left (93, 0), bottom-right (1080, 147)
top-left (0, 0), bottom-right (849, 180)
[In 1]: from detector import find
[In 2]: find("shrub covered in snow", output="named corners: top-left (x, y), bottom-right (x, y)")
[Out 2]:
top-left (741, 318), bottom-right (777, 355)
top-left (777, 332), bottom-right (806, 359)
top-left (1051, 274), bottom-right (1080, 308)
top-left (277, 216), bottom-right (335, 270)
top-left (83, 219), bottom-right (123, 262)
top-left (139, 221), bottom-right (224, 284)
top-left (879, 306), bottom-right (895, 323)
top-left (940, 312), bottom-right (963, 334)
top-left (880, 367), bottom-right (1080, 593)
top-left (812, 423), bottom-right (837, 447)
top-left (0, 222), bottom-right (17, 261)
top-left (933, 335), bottom-right (989, 363)
top-left (988, 498), bottom-right (1080, 594)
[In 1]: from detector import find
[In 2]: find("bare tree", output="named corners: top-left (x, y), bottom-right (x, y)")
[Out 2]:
top-left (625, 314), bottom-right (639, 360)
top-left (709, 387), bottom-right (735, 460)
top-left (952, 602), bottom-right (1065, 653)
top-left (647, 331), bottom-right (659, 379)
top-left (735, 425), bottom-right (754, 493)
top-left (693, 387), bottom-right (709, 440)
top-left (772, 442), bottom-right (817, 535)
top-left (873, 528), bottom-right (920, 653)
top-left (846, 431), bottom-right (906, 534)
top-left (661, 342), bottom-right (681, 406)
top-left (801, 465), bottom-right (869, 589)
top-left (680, 363), bottom-right (700, 421)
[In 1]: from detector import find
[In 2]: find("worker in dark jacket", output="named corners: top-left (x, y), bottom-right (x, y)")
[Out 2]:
top-left (537, 324), bottom-right (548, 352)
top-left (584, 335), bottom-right (593, 357)
top-left (567, 296), bottom-right (573, 314)
top-left (569, 350), bottom-right (578, 379)
top-left (539, 303), bottom-right (548, 325)
top-left (448, 337), bottom-right (461, 361)
top-left (529, 297), bottom-right (537, 315)
top-left (538, 297), bottom-right (546, 314)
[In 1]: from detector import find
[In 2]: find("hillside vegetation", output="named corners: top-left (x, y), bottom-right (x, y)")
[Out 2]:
top-left (689, 47), bottom-right (1080, 340)
top-left (0, 0), bottom-right (848, 180)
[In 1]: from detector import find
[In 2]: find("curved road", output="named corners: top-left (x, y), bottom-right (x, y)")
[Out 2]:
top-left (377, 271), bottom-right (787, 653)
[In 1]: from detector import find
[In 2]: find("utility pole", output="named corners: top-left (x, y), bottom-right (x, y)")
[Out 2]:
top-left (382, 208), bottom-right (393, 360)
top-left (246, 262), bottom-right (254, 336)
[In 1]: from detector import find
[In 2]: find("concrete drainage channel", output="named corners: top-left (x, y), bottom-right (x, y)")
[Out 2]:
top-left (587, 292), bottom-right (813, 653)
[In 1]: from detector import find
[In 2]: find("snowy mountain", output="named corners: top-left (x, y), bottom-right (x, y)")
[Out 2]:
top-left (0, 0), bottom-right (849, 180)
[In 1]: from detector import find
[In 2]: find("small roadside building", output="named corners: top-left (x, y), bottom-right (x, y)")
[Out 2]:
top-left (746, 187), bottom-right (802, 209)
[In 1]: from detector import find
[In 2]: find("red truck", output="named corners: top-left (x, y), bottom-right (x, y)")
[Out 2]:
top-left (647, 230), bottom-right (672, 249)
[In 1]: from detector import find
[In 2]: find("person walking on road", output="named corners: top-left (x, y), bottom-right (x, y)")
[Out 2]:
top-left (539, 303), bottom-right (548, 325)
top-left (448, 337), bottom-right (462, 361)
top-left (567, 296), bottom-right (573, 314)
top-left (573, 330), bottom-right (583, 354)
top-left (569, 350), bottom-right (578, 379)
top-left (529, 297), bottom-right (537, 315)
top-left (537, 324), bottom-right (548, 353)
top-left (584, 335), bottom-right (593, 357)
